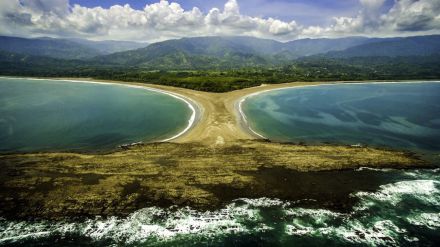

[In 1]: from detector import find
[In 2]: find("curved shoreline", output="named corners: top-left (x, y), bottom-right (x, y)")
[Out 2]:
top-left (2, 76), bottom-right (439, 146)
top-left (0, 76), bottom-right (201, 143)
top-left (0, 77), bottom-right (433, 221)
top-left (236, 97), bottom-right (267, 139)
top-left (236, 80), bottom-right (440, 141)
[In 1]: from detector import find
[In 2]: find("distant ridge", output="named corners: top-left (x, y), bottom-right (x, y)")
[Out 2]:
top-left (1, 34), bottom-right (440, 88)
top-left (325, 35), bottom-right (440, 58)
top-left (90, 35), bottom-right (440, 69)
top-left (92, 36), bottom-right (379, 68)
top-left (0, 36), bottom-right (148, 60)
top-left (2, 35), bottom-right (439, 67)
top-left (284, 37), bottom-right (378, 57)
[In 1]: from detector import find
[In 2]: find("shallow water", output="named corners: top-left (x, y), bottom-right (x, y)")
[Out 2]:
top-left (0, 78), bottom-right (193, 152)
top-left (2, 81), bottom-right (440, 246)
top-left (242, 82), bottom-right (440, 154)
top-left (1, 169), bottom-right (439, 246)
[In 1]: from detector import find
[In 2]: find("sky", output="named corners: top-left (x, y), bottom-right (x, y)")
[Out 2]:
top-left (0, 0), bottom-right (439, 42)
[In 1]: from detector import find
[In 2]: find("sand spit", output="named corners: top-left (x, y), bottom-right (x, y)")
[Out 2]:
top-left (7, 77), bottom-right (437, 145)
top-left (0, 77), bottom-right (433, 219)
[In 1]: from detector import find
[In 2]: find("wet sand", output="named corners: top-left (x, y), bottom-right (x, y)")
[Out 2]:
top-left (47, 79), bottom-right (433, 145)
top-left (0, 78), bottom-right (433, 219)
top-left (4, 77), bottom-right (437, 145)
top-left (50, 78), bottom-right (335, 145)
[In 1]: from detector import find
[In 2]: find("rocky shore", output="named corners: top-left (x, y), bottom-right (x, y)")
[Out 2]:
top-left (0, 140), bottom-right (428, 220)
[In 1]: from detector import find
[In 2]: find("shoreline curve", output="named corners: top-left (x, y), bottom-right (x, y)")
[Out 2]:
top-left (236, 80), bottom-right (440, 141)
top-left (0, 76), bottom-right (201, 143)
top-left (3, 76), bottom-right (439, 145)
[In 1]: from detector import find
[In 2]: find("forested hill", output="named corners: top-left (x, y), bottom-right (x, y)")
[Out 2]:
top-left (91, 36), bottom-right (282, 69)
top-left (0, 35), bottom-right (439, 92)
top-left (0, 36), bottom-right (147, 60)
top-left (91, 35), bottom-right (440, 69)
top-left (91, 36), bottom-right (377, 68)
top-left (325, 35), bottom-right (440, 58)
top-left (2, 35), bottom-right (440, 69)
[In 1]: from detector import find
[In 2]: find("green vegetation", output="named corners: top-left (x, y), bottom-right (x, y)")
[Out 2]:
top-left (1, 35), bottom-right (440, 92)
top-left (0, 36), bottom-right (147, 59)
top-left (1, 52), bottom-right (439, 92)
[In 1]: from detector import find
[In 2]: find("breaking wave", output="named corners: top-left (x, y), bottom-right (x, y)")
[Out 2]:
top-left (1, 169), bottom-right (439, 246)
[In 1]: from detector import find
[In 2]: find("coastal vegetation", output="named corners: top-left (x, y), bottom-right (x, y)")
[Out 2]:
top-left (1, 55), bottom-right (439, 92)
top-left (1, 35), bottom-right (440, 92)
top-left (0, 79), bottom-right (435, 220)
top-left (1, 0), bottom-right (440, 244)
top-left (0, 34), bottom-right (439, 222)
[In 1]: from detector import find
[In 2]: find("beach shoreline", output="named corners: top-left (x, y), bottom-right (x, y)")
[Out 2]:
top-left (3, 76), bottom-right (440, 150)
top-left (0, 141), bottom-right (430, 220)
top-left (0, 76), bottom-right (436, 220)
top-left (3, 76), bottom-right (439, 145)
top-left (235, 80), bottom-right (440, 141)
top-left (0, 76), bottom-right (203, 144)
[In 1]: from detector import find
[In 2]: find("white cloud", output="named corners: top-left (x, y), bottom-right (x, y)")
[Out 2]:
top-left (0, 0), bottom-right (439, 42)
top-left (384, 0), bottom-right (440, 32)
top-left (304, 0), bottom-right (440, 38)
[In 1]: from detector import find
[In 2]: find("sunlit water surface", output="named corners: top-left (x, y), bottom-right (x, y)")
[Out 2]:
top-left (1, 81), bottom-right (440, 246)
top-left (0, 78), bottom-right (193, 152)
top-left (242, 82), bottom-right (440, 154)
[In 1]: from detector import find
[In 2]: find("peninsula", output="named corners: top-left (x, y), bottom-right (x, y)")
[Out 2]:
top-left (0, 79), bottom-right (428, 220)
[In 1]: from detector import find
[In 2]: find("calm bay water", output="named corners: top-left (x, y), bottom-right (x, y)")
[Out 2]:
top-left (242, 82), bottom-right (440, 154)
top-left (0, 78), bottom-right (193, 152)
top-left (1, 81), bottom-right (440, 246)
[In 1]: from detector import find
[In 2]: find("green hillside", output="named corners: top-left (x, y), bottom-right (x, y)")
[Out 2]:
top-left (0, 36), bottom-right (148, 60)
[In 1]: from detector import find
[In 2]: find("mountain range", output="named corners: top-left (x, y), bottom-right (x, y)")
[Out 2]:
top-left (0, 36), bottom-right (148, 60)
top-left (90, 36), bottom-right (375, 69)
top-left (1, 34), bottom-right (439, 92)
top-left (1, 35), bottom-right (440, 68)
top-left (1, 34), bottom-right (440, 68)
top-left (325, 35), bottom-right (440, 58)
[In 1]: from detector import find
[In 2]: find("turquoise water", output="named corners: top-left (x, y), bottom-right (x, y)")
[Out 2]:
top-left (0, 78), bottom-right (193, 152)
top-left (1, 81), bottom-right (440, 246)
top-left (1, 168), bottom-right (439, 246)
top-left (242, 82), bottom-right (440, 154)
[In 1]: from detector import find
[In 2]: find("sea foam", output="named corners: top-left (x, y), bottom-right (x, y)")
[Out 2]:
top-left (1, 177), bottom-right (439, 246)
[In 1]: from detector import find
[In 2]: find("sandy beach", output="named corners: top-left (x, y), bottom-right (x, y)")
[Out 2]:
top-left (45, 78), bottom-right (438, 145)
top-left (0, 77), bottom-right (433, 219)
top-left (45, 78), bottom-right (336, 145)
top-left (8, 77), bottom-right (437, 145)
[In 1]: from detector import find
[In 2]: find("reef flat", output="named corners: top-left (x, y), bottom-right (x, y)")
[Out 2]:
top-left (0, 140), bottom-right (427, 220)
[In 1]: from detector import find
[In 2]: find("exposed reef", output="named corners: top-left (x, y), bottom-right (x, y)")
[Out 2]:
top-left (0, 140), bottom-right (427, 220)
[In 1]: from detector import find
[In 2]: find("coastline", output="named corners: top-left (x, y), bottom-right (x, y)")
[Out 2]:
top-left (235, 80), bottom-right (440, 141)
top-left (0, 76), bottom-right (202, 143)
top-left (0, 141), bottom-right (429, 220)
top-left (236, 97), bottom-right (267, 139)
top-left (0, 76), bottom-right (435, 220)
top-left (3, 76), bottom-right (439, 145)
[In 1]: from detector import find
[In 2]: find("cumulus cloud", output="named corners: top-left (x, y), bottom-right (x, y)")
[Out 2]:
top-left (0, 0), bottom-right (439, 42)
top-left (384, 0), bottom-right (440, 32)
top-left (312, 0), bottom-right (440, 38)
